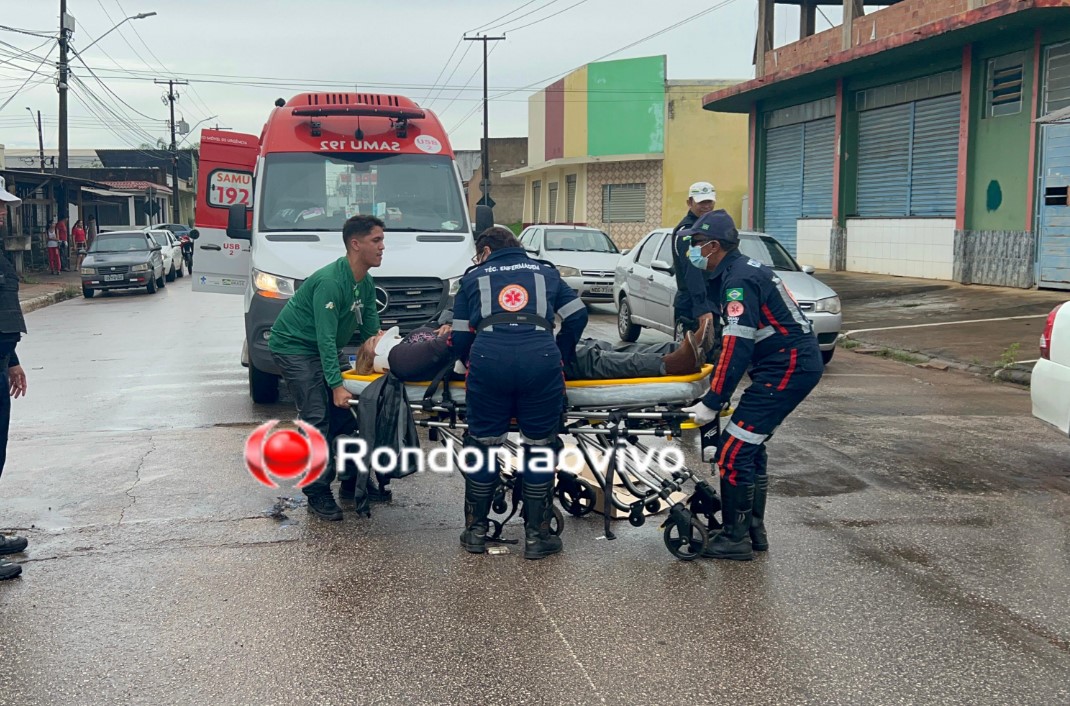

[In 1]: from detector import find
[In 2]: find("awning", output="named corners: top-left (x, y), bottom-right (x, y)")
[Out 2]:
top-left (0, 187), bottom-right (21, 206)
top-left (1036, 105), bottom-right (1070, 124)
top-left (81, 186), bottom-right (127, 198)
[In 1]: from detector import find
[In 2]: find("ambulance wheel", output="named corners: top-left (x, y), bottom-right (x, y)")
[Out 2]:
top-left (616, 296), bottom-right (641, 342)
top-left (249, 364), bottom-right (280, 404)
top-left (663, 515), bottom-right (708, 561)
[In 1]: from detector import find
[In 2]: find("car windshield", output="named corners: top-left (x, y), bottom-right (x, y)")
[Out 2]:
top-left (258, 152), bottom-right (468, 234)
top-left (90, 235), bottom-right (149, 252)
top-left (544, 229), bottom-right (618, 253)
top-left (739, 234), bottom-right (800, 272)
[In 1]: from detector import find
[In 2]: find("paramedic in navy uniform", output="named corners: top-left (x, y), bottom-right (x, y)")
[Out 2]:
top-left (449, 227), bottom-right (588, 560)
top-left (680, 210), bottom-right (823, 561)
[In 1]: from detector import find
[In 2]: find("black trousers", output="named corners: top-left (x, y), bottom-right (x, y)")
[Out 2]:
top-left (271, 351), bottom-right (358, 496)
top-left (0, 352), bottom-right (9, 480)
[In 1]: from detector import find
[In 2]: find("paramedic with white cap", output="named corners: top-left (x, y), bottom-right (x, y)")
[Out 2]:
top-left (671, 182), bottom-right (718, 348)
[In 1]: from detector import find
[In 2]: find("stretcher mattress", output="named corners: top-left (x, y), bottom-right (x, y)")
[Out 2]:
top-left (342, 365), bottom-right (713, 410)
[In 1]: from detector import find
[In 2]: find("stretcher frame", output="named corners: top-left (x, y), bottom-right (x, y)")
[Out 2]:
top-left (345, 364), bottom-right (726, 560)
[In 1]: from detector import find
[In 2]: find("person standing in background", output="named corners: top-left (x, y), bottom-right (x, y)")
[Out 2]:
top-left (0, 252), bottom-right (29, 580)
top-left (72, 220), bottom-right (87, 270)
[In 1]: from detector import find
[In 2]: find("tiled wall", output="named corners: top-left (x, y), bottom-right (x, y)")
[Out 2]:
top-left (796, 219), bottom-right (833, 270)
top-left (586, 160), bottom-right (663, 249)
top-left (845, 218), bottom-right (955, 280)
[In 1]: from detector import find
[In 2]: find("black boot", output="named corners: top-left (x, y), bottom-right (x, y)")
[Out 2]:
top-left (0, 558), bottom-right (21, 581)
top-left (702, 479), bottom-right (754, 561)
top-left (750, 475), bottom-right (768, 552)
top-left (0, 535), bottom-right (28, 555)
top-left (368, 473), bottom-right (393, 503)
top-left (459, 477), bottom-right (496, 554)
top-left (306, 492), bottom-right (343, 521)
top-left (522, 479), bottom-right (562, 560)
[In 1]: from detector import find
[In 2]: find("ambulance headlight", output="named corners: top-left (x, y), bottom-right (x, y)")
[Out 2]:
top-left (813, 296), bottom-right (841, 315)
top-left (253, 269), bottom-right (296, 299)
top-left (557, 266), bottom-right (580, 277)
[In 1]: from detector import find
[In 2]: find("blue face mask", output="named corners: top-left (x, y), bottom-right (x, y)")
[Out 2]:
top-left (687, 243), bottom-right (708, 270)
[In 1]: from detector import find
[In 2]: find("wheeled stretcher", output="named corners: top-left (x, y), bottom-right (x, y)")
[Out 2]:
top-left (342, 365), bottom-right (725, 560)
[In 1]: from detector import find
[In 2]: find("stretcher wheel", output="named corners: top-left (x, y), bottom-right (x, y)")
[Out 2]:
top-left (487, 519), bottom-right (504, 541)
top-left (492, 492), bottom-right (509, 516)
top-left (558, 476), bottom-right (596, 517)
top-left (663, 515), bottom-right (709, 561)
top-left (628, 507), bottom-right (646, 528)
top-left (644, 499), bottom-right (662, 514)
top-left (549, 505), bottom-right (564, 536)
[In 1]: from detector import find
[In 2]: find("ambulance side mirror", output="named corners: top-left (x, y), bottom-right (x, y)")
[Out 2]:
top-left (226, 204), bottom-right (251, 241)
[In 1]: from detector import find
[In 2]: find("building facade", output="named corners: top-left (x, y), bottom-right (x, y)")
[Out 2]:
top-left (462, 137), bottom-right (528, 227)
top-left (504, 56), bottom-right (748, 248)
top-left (704, 0), bottom-right (1070, 290)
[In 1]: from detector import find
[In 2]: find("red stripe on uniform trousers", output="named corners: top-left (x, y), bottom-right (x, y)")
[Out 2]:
top-left (712, 336), bottom-right (736, 394)
top-left (762, 304), bottom-right (788, 335)
top-left (726, 433), bottom-right (745, 485)
top-left (777, 348), bottom-right (798, 391)
top-left (717, 436), bottom-right (737, 478)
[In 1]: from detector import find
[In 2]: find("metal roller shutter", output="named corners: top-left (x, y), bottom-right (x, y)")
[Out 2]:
top-left (566, 175), bottom-right (577, 222)
top-left (909, 94), bottom-right (961, 217)
top-left (857, 103), bottom-right (912, 217)
top-left (802, 117), bottom-right (835, 217)
top-left (602, 183), bottom-right (646, 222)
top-left (763, 124), bottom-right (804, 253)
top-left (548, 183), bottom-right (559, 222)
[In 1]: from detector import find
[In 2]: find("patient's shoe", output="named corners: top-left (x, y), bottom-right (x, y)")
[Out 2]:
top-left (662, 334), bottom-right (701, 375)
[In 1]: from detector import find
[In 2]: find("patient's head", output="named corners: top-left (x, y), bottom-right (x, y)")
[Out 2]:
top-left (355, 331), bottom-right (386, 375)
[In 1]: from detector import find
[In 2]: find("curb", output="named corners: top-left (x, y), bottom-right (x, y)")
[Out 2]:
top-left (20, 288), bottom-right (82, 315)
top-left (838, 335), bottom-right (1031, 387)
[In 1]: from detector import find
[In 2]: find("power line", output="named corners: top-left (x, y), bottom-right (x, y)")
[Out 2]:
top-left (495, 0), bottom-right (591, 34)
top-left (480, 0), bottom-right (563, 33)
top-left (426, 40), bottom-right (475, 109)
top-left (437, 41), bottom-right (501, 119)
top-left (421, 38), bottom-right (462, 105)
top-left (0, 24), bottom-right (54, 39)
top-left (0, 42), bottom-right (55, 112)
top-left (467, 0), bottom-right (542, 33)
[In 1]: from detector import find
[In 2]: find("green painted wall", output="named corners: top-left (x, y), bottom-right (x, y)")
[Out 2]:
top-left (587, 56), bottom-right (666, 156)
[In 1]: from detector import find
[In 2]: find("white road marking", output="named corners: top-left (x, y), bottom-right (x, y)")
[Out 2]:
top-left (844, 314), bottom-right (1047, 336)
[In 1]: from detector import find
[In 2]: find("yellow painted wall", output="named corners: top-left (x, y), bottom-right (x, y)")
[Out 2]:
top-left (563, 67), bottom-right (588, 158)
top-left (528, 90), bottom-right (546, 167)
top-left (662, 83), bottom-right (749, 227)
top-left (523, 164), bottom-right (588, 224)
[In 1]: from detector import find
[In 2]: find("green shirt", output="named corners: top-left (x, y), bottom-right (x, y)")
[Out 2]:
top-left (269, 257), bottom-right (380, 388)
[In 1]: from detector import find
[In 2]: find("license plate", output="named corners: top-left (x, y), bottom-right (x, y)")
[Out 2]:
top-left (103, 274), bottom-right (124, 282)
top-left (589, 286), bottom-right (611, 294)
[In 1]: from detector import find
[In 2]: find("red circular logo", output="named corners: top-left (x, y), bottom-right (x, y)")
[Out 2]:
top-left (245, 420), bottom-right (328, 489)
top-left (498, 284), bottom-right (529, 312)
top-left (726, 301), bottom-right (745, 317)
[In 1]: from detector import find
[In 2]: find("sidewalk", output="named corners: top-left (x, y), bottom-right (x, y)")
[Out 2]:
top-left (17, 270), bottom-right (83, 314)
top-left (816, 270), bottom-right (1068, 385)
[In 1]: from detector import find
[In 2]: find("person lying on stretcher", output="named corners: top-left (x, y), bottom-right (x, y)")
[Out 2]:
top-left (353, 324), bottom-right (713, 382)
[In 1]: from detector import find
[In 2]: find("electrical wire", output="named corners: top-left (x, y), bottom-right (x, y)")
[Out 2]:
top-left (495, 0), bottom-right (591, 34)
top-left (467, 0), bottom-right (542, 34)
top-left (437, 42), bottom-right (500, 120)
top-left (477, 0), bottom-right (562, 33)
top-left (0, 42), bottom-right (55, 112)
top-left (0, 24), bottom-right (54, 39)
top-left (426, 40), bottom-right (475, 109)
top-left (421, 38), bottom-right (462, 105)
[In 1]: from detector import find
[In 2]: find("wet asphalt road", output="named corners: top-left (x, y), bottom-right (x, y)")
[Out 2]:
top-left (0, 281), bottom-right (1068, 705)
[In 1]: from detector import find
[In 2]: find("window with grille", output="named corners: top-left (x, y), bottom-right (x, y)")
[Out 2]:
top-left (601, 183), bottom-right (646, 223)
top-left (548, 182), bottom-right (559, 223)
top-left (987, 52), bottom-right (1025, 118)
top-left (531, 180), bottom-right (541, 221)
top-left (565, 174), bottom-right (577, 222)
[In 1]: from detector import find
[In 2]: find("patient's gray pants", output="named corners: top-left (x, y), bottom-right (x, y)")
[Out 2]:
top-left (563, 339), bottom-right (678, 380)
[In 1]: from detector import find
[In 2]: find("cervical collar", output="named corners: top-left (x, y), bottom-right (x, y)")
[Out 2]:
top-left (373, 326), bottom-right (402, 373)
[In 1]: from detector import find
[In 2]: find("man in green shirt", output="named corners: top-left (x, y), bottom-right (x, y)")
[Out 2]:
top-left (270, 215), bottom-right (384, 520)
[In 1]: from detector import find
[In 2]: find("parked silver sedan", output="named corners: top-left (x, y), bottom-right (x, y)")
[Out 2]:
top-left (613, 228), bottom-right (842, 363)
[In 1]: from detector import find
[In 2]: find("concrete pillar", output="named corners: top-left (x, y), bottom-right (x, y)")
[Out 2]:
top-left (800, 0), bottom-right (817, 39)
top-left (756, 0), bottom-right (774, 77)
top-left (842, 0), bottom-right (864, 50)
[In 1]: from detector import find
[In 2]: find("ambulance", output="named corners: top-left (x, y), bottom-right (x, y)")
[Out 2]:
top-left (192, 93), bottom-right (480, 403)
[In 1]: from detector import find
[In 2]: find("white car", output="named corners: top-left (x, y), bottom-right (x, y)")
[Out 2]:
top-left (1031, 302), bottom-right (1069, 436)
top-left (518, 225), bottom-right (625, 305)
top-left (614, 228), bottom-right (843, 363)
top-left (147, 228), bottom-right (185, 282)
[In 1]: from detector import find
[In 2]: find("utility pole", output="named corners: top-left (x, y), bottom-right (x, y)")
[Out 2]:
top-left (26, 108), bottom-right (45, 172)
top-left (156, 78), bottom-right (188, 223)
top-left (57, 0), bottom-right (72, 217)
top-left (464, 34), bottom-right (505, 209)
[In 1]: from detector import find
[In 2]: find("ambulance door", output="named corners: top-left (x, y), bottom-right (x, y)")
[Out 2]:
top-left (192, 129), bottom-right (258, 294)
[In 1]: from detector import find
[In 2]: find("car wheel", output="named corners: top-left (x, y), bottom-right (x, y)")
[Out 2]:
top-left (249, 364), bottom-right (280, 404)
top-left (157, 271), bottom-right (166, 288)
top-left (176, 258), bottom-right (184, 278)
top-left (617, 296), bottom-right (641, 342)
top-left (822, 348), bottom-right (835, 365)
top-left (166, 263), bottom-right (176, 282)
top-left (146, 276), bottom-right (157, 294)
top-left (82, 287), bottom-right (95, 299)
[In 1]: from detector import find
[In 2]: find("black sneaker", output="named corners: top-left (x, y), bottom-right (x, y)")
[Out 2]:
top-left (0, 558), bottom-right (21, 580)
top-left (306, 493), bottom-right (343, 521)
top-left (0, 535), bottom-right (27, 555)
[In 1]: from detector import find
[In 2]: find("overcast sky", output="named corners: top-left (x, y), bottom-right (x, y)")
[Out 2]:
top-left (0, 0), bottom-right (843, 153)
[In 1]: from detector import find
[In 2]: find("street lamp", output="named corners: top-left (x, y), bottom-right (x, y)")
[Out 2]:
top-left (25, 107), bottom-right (45, 172)
top-left (69, 12), bottom-right (157, 59)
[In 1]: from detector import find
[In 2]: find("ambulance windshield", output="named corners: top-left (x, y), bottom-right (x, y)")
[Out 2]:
top-left (258, 152), bottom-right (467, 234)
